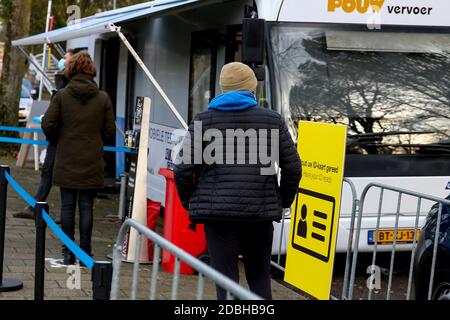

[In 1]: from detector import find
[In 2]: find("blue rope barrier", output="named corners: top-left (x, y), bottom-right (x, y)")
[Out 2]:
top-left (103, 146), bottom-right (135, 153)
top-left (0, 136), bottom-right (136, 154)
top-left (4, 171), bottom-right (95, 270)
top-left (5, 171), bottom-right (37, 208)
top-left (0, 126), bottom-right (42, 133)
top-left (0, 137), bottom-right (48, 146)
top-left (42, 209), bottom-right (95, 270)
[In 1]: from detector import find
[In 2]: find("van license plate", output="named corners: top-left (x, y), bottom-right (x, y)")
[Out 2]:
top-left (368, 229), bottom-right (420, 245)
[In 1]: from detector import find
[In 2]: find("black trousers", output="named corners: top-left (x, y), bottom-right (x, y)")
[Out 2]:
top-left (34, 142), bottom-right (57, 203)
top-left (60, 188), bottom-right (96, 253)
top-left (204, 221), bottom-right (274, 300)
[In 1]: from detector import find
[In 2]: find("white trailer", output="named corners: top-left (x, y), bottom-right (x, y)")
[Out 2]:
top-left (13, 0), bottom-right (450, 254)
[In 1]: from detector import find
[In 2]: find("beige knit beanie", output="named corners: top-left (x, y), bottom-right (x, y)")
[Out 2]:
top-left (220, 62), bottom-right (258, 93)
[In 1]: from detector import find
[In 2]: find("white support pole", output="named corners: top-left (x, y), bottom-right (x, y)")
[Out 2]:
top-left (38, 0), bottom-right (53, 101)
top-left (126, 97), bottom-right (151, 263)
top-left (33, 132), bottom-right (39, 171)
top-left (109, 24), bottom-right (189, 130)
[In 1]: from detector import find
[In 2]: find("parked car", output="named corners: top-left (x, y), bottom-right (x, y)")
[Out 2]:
top-left (414, 194), bottom-right (450, 300)
top-left (18, 85), bottom-right (34, 127)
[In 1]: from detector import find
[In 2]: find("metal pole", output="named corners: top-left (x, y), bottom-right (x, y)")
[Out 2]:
top-left (109, 24), bottom-right (189, 130)
top-left (0, 166), bottom-right (8, 285)
top-left (33, 132), bottom-right (39, 171)
top-left (92, 261), bottom-right (113, 300)
top-left (130, 233), bottom-right (142, 300)
top-left (149, 244), bottom-right (161, 300)
top-left (105, 172), bottom-right (128, 221)
top-left (368, 188), bottom-right (384, 300)
top-left (386, 192), bottom-right (402, 300)
top-left (428, 202), bottom-right (443, 300)
top-left (118, 173), bottom-right (129, 220)
top-left (342, 178), bottom-right (358, 300)
top-left (54, 43), bottom-right (66, 58)
top-left (406, 197), bottom-right (422, 300)
top-left (348, 186), bottom-right (367, 300)
top-left (277, 209), bottom-right (287, 266)
top-left (34, 202), bottom-right (48, 300)
top-left (0, 166), bottom-right (23, 292)
top-left (17, 46), bottom-right (55, 90)
top-left (110, 243), bottom-right (123, 300)
top-left (38, 0), bottom-right (53, 101)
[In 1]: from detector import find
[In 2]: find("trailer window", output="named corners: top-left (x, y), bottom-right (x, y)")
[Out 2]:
top-left (269, 25), bottom-right (450, 177)
top-left (188, 31), bottom-right (218, 122)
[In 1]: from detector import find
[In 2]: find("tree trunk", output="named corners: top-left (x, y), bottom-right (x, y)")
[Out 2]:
top-left (0, 0), bottom-right (32, 127)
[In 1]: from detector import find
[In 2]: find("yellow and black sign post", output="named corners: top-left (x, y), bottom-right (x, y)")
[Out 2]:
top-left (284, 121), bottom-right (347, 300)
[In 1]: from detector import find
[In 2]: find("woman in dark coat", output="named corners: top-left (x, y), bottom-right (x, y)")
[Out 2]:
top-left (42, 51), bottom-right (115, 265)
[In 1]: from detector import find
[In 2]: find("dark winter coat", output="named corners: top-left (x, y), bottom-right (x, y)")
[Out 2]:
top-left (42, 74), bottom-right (115, 189)
top-left (174, 91), bottom-right (302, 223)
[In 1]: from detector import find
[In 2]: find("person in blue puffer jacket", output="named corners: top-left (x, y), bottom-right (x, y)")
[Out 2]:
top-left (174, 62), bottom-right (301, 300)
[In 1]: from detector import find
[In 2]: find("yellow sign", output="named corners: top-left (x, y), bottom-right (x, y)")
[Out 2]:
top-left (284, 121), bottom-right (347, 300)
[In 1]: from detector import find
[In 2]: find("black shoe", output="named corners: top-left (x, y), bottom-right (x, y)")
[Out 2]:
top-left (63, 247), bottom-right (76, 265)
top-left (12, 206), bottom-right (34, 220)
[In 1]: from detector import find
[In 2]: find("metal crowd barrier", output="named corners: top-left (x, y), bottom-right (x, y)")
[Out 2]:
top-left (270, 178), bottom-right (359, 300)
top-left (0, 165), bottom-right (112, 300)
top-left (111, 218), bottom-right (262, 300)
top-left (340, 178), bottom-right (359, 300)
top-left (346, 182), bottom-right (450, 300)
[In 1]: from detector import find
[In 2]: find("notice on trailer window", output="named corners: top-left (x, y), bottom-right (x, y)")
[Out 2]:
top-left (147, 123), bottom-right (184, 204)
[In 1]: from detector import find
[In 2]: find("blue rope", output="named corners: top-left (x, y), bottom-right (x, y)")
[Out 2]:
top-left (4, 171), bottom-right (95, 270)
top-left (0, 137), bottom-right (48, 146)
top-left (5, 171), bottom-right (37, 208)
top-left (42, 209), bottom-right (95, 270)
top-left (0, 126), bottom-right (42, 133)
top-left (0, 136), bottom-right (136, 154)
top-left (103, 146), bottom-right (135, 153)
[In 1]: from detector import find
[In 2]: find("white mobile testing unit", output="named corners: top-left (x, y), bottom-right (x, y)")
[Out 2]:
top-left (13, 0), bottom-right (450, 255)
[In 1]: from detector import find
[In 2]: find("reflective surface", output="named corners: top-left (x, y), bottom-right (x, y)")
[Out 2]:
top-left (269, 25), bottom-right (450, 176)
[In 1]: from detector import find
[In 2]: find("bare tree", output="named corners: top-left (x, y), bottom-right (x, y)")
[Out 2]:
top-left (0, 0), bottom-right (32, 128)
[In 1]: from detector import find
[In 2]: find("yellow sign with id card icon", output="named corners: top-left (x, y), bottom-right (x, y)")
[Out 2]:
top-left (284, 121), bottom-right (347, 300)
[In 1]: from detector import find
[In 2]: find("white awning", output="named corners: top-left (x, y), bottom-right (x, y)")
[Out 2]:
top-left (12, 0), bottom-right (218, 46)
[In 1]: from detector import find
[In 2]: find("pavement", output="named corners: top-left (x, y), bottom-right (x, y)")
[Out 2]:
top-left (0, 156), bottom-right (304, 301)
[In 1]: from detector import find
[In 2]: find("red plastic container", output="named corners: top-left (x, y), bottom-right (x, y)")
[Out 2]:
top-left (146, 199), bottom-right (161, 261)
top-left (159, 168), bottom-right (207, 275)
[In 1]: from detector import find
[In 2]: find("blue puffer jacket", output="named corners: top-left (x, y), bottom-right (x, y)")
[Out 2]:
top-left (174, 91), bottom-right (302, 222)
